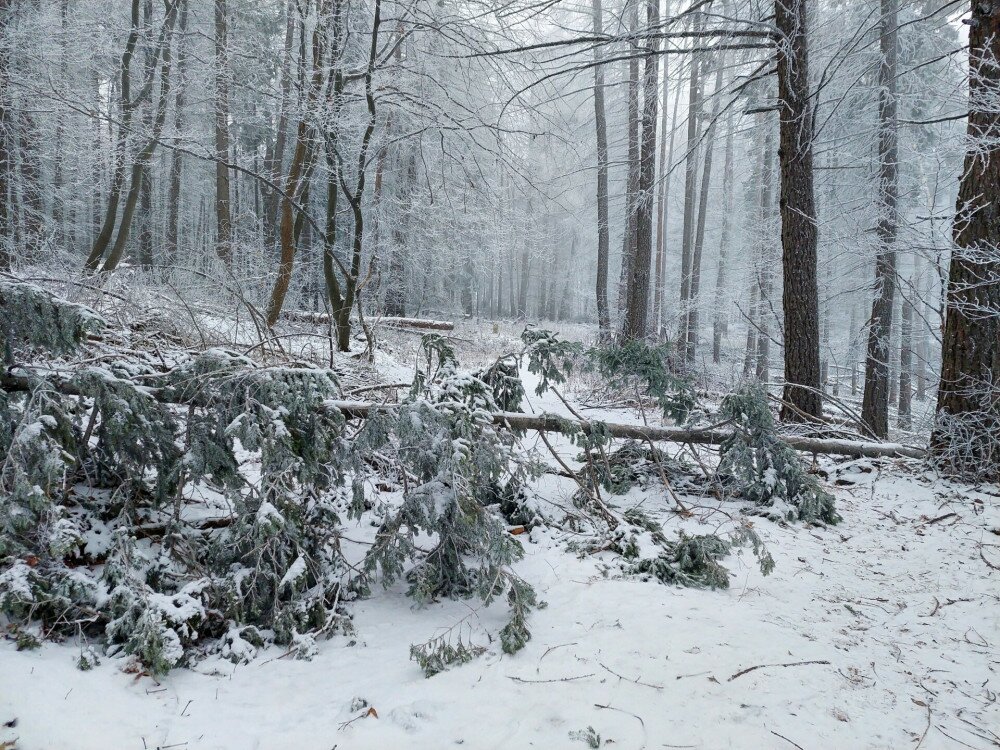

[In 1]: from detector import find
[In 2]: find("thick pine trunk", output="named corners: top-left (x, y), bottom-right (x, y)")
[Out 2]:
top-left (0, 0), bottom-right (11, 269)
top-left (776, 0), bottom-right (822, 421)
top-left (931, 0), bottom-right (1000, 476)
top-left (620, 0), bottom-right (660, 343)
top-left (618, 0), bottom-right (640, 323)
top-left (860, 0), bottom-right (899, 437)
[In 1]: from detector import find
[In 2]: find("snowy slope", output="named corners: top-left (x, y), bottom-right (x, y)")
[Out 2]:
top-left (2, 352), bottom-right (998, 750)
top-left (2, 462), bottom-right (999, 749)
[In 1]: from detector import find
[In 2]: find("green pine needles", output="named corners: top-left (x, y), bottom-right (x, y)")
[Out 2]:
top-left (0, 284), bottom-right (838, 678)
top-left (718, 385), bottom-right (840, 525)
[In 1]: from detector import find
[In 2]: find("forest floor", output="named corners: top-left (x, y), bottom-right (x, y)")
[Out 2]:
top-left (2, 316), bottom-right (998, 750)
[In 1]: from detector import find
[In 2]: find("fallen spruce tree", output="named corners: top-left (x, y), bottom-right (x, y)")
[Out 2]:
top-left (0, 281), bottom-right (912, 676)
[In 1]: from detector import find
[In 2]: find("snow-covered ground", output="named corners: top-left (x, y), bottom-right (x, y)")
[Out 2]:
top-left (2, 320), bottom-right (998, 750)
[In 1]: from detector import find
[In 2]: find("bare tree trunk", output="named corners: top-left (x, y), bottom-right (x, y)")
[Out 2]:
top-left (0, 0), bottom-right (11, 269)
top-left (755, 117), bottom-right (775, 383)
top-left (849, 304), bottom-right (859, 395)
top-left (100, 2), bottom-right (179, 273)
top-left (324, 0), bottom-right (382, 351)
top-left (85, 0), bottom-right (143, 271)
top-left (51, 0), bottom-right (68, 244)
top-left (620, 0), bottom-right (659, 343)
top-left (517, 246), bottom-right (531, 318)
top-left (264, 0), bottom-right (296, 244)
top-left (898, 288), bottom-right (913, 429)
top-left (267, 0), bottom-right (323, 328)
top-left (685, 50), bottom-right (725, 362)
top-left (743, 280), bottom-right (759, 378)
top-left (776, 0), bottom-right (822, 421)
top-left (385, 149), bottom-right (414, 317)
top-left (712, 110), bottom-right (735, 364)
top-left (859, 0), bottom-right (899, 437)
top-left (618, 0), bottom-right (640, 322)
top-left (652, 51), bottom-right (669, 341)
top-left (915, 268), bottom-right (929, 401)
top-left (654, 59), bottom-right (684, 341)
top-left (677, 14), bottom-right (703, 355)
top-left (592, 0), bottom-right (611, 340)
top-left (931, 0), bottom-right (1000, 475)
top-left (137, 0), bottom-right (155, 270)
top-left (214, 0), bottom-right (233, 265)
top-left (165, 0), bottom-right (188, 266)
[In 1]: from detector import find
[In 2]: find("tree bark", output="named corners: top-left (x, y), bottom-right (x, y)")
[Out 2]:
top-left (214, 0), bottom-right (233, 266)
top-left (685, 50), bottom-right (725, 362)
top-left (756, 120), bottom-right (776, 383)
top-left (712, 110), bottom-right (735, 364)
top-left (859, 0), bottom-right (899, 437)
top-left (85, 0), bottom-right (143, 272)
top-left (165, 0), bottom-right (188, 266)
top-left (0, 0), bottom-right (11, 270)
top-left (618, 0), bottom-right (640, 322)
top-left (620, 0), bottom-right (660, 343)
top-left (323, 400), bottom-right (927, 460)
top-left (677, 14), bottom-right (703, 356)
top-left (898, 288), bottom-right (912, 429)
top-left (931, 0), bottom-right (1000, 475)
top-left (263, 0), bottom-right (297, 244)
top-left (100, 5), bottom-right (178, 274)
top-left (592, 0), bottom-right (611, 340)
top-left (776, 0), bottom-right (822, 421)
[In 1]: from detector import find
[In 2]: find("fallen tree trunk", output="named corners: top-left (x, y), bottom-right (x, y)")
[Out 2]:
top-left (0, 371), bottom-right (925, 460)
top-left (326, 401), bottom-right (927, 459)
top-left (284, 310), bottom-right (455, 332)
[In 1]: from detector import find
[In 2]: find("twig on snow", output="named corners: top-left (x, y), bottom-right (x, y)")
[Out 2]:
top-left (598, 661), bottom-right (664, 690)
top-left (728, 659), bottom-right (831, 682)
top-left (508, 673), bottom-right (594, 684)
top-left (770, 730), bottom-right (806, 750)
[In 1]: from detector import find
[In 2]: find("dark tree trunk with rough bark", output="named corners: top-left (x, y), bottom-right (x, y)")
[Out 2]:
top-left (592, 0), bottom-right (611, 340)
top-left (214, 0), bottom-right (233, 266)
top-left (776, 0), bottom-right (822, 421)
top-left (618, 0), bottom-right (640, 323)
top-left (860, 0), bottom-right (899, 437)
top-left (620, 0), bottom-right (659, 343)
top-left (931, 0), bottom-right (1000, 475)
top-left (165, 0), bottom-right (188, 266)
top-left (0, 0), bottom-right (11, 270)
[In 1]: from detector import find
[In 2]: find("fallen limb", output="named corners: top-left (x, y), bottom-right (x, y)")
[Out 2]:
top-left (284, 310), bottom-right (455, 332)
top-left (727, 659), bottom-right (831, 682)
top-left (325, 402), bottom-right (928, 460)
